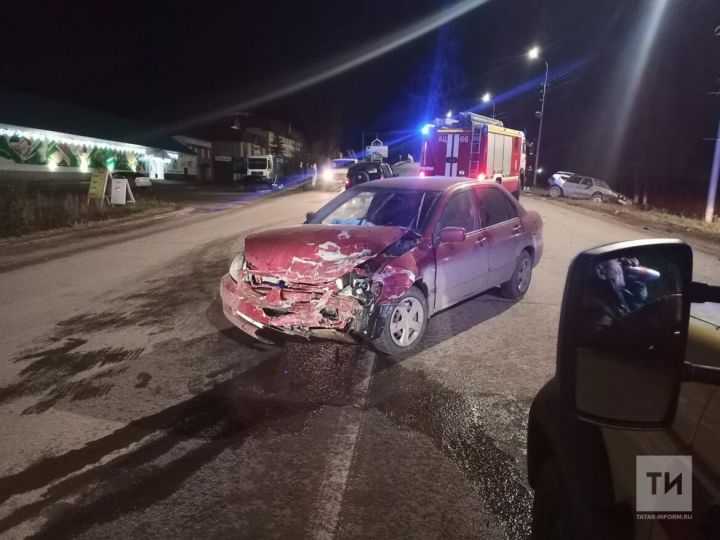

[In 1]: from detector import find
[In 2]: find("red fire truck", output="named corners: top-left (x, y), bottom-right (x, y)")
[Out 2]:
top-left (419, 112), bottom-right (526, 199)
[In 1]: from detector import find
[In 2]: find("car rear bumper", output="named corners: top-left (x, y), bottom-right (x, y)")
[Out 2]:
top-left (319, 172), bottom-right (347, 185)
top-left (219, 273), bottom-right (361, 342)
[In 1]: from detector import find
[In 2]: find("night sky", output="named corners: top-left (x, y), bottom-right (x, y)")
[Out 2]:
top-left (2, 0), bottom-right (719, 209)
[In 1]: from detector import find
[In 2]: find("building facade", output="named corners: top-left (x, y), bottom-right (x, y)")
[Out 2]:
top-left (173, 135), bottom-right (213, 181)
top-left (0, 91), bottom-right (197, 182)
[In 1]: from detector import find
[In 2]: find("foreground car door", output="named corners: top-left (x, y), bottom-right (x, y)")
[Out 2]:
top-left (434, 189), bottom-right (489, 310)
top-left (475, 186), bottom-right (522, 287)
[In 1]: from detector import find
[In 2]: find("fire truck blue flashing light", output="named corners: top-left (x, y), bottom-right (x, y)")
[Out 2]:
top-left (421, 124), bottom-right (433, 136)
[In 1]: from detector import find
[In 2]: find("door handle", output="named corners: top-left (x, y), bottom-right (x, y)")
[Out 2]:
top-left (474, 236), bottom-right (488, 246)
top-left (511, 225), bottom-right (522, 235)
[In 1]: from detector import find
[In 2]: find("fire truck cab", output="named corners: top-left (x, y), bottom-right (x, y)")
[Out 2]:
top-left (420, 112), bottom-right (526, 199)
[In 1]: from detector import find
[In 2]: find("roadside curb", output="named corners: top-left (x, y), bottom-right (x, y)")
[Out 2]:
top-left (0, 207), bottom-right (189, 248)
top-left (524, 192), bottom-right (720, 256)
top-left (0, 178), bottom-right (315, 272)
top-left (0, 178), bottom-right (313, 251)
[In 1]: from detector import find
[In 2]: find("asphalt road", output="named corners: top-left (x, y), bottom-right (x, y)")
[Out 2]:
top-left (0, 189), bottom-right (717, 539)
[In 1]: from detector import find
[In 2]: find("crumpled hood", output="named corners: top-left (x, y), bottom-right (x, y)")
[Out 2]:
top-left (244, 225), bottom-right (405, 282)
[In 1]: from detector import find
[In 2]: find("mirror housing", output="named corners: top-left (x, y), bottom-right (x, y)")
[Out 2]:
top-left (439, 227), bottom-right (466, 243)
top-left (305, 211), bottom-right (314, 223)
top-left (557, 239), bottom-right (693, 429)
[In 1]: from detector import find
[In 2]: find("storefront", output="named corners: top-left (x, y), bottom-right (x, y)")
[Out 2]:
top-left (0, 122), bottom-right (197, 182)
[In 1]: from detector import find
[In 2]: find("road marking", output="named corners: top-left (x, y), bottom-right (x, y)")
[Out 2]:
top-left (307, 349), bottom-right (375, 540)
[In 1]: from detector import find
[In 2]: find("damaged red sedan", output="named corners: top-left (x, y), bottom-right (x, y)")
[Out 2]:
top-left (220, 177), bottom-right (543, 355)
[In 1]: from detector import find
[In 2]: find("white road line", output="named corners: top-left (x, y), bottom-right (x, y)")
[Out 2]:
top-left (307, 349), bottom-right (375, 540)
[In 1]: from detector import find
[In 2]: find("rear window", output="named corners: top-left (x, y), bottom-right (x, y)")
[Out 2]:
top-left (331, 159), bottom-right (355, 169)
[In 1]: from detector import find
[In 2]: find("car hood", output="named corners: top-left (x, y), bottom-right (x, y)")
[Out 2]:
top-left (244, 225), bottom-right (406, 282)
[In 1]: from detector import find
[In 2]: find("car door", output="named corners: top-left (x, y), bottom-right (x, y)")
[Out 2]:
top-left (433, 188), bottom-right (489, 310)
top-left (475, 186), bottom-right (521, 287)
top-left (649, 315), bottom-right (720, 539)
top-left (563, 174), bottom-right (582, 198)
top-left (576, 176), bottom-right (594, 199)
top-left (600, 317), bottom-right (720, 539)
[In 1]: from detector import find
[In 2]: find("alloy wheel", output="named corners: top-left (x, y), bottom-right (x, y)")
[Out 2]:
top-left (389, 297), bottom-right (424, 347)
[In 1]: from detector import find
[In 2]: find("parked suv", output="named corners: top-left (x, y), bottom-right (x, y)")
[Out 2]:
top-left (527, 239), bottom-right (720, 539)
top-left (548, 173), bottom-right (630, 204)
top-left (344, 160), bottom-right (397, 189)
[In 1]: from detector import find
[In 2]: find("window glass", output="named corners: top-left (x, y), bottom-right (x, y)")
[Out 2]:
top-left (566, 175), bottom-right (581, 184)
top-left (331, 159), bottom-right (356, 169)
top-left (476, 187), bottom-right (514, 227)
top-left (319, 189), bottom-right (440, 231)
top-left (437, 190), bottom-right (476, 233)
top-left (580, 177), bottom-right (593, 186)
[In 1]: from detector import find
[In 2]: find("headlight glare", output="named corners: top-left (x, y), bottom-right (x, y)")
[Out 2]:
top-left (229, 253), bottom-right (245, 282)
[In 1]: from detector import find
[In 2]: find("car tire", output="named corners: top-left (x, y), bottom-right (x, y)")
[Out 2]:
top-left (531, 457), bottom-right (575, 540)
top-left (372, 286), bottom-right (428, 356)
top-left (590, 192), bottom-right (604, 203)
top-left (500, 250), bottom-right (533, 299)
top-left (549, 185), bottom-right (562, 198)
top-left (354, 171), bottom-right (370, 186)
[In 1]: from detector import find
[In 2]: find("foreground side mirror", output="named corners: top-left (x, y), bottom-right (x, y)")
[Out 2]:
top-left (558, 239), bottom-right (693, 429)
top-left (305, 211), bottom-right (314, 223)
top-left (439, 227), bottom-right (466, 243)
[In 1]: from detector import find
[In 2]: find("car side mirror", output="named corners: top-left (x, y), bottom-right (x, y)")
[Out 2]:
top-left (557, 239), bottom-right (693, 429)
top-left (439, 227), bottom-right (466, 243)
top-left (305, 211), bottom-right (314, 223)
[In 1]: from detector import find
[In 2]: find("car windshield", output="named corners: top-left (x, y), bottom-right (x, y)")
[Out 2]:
top-left (331, 159), bottom-right (355, 169)
top-left (317, 188), bottom-right (440, 231)
top-left (248, 157), bottom-right (268, 169)
top-left (595, 180), bottom-right (610, 189)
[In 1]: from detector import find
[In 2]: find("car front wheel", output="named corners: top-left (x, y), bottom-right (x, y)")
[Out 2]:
top-left (500, 251), bottom-right (533, 299)
top-left (590, 192), bottom-right (604, 203)
top-left (372, 286), bottom-right (427, 355)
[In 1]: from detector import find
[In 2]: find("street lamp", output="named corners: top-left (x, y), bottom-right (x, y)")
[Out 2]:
top-left (482, 92), bottom-right (495, 119)
top-left (528, 46), bottom-right (549, 187)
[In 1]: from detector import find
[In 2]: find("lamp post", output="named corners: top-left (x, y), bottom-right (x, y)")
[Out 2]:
top-left (482, 92), bottom-right (495, 119)
top-left (528, 46), bottom-right (549, 187)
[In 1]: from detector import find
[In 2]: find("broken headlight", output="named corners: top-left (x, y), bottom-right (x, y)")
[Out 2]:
top-left (336, 271), bottom-right (380, 305)
top-left (229, 252), bottom-right (247, 282)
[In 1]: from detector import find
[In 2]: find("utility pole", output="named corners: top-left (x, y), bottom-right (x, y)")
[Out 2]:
top-left (705, 118), bottom-right (720, 223)
top-left (361, 131), bottom-right (365, 159)
top-left (704, 25), bottom-right (720, 223)
top-left (533, 61), bottom-right (549, 187)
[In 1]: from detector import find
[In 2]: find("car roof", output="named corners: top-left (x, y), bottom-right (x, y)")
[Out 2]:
top-left (350, 161), bottom-right (384, 169)
top-left (361, 176), bottom-right (490, 192)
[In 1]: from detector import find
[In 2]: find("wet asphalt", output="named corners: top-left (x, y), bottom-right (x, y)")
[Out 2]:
top-left (0, 188), bottom-right (717, 539)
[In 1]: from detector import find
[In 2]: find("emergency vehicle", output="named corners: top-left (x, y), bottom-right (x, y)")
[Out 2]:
top-left (419, 111), bottom-right (526, 199)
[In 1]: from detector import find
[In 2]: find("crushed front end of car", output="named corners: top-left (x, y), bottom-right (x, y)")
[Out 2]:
top-left (219, 225), bottom-right (420, 344)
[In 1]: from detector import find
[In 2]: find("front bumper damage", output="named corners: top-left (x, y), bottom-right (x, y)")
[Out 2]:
top-left (220, 273), bottom-right (378, 343)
